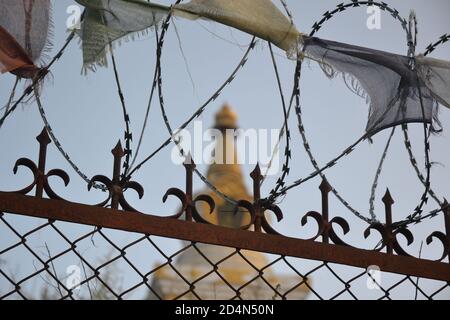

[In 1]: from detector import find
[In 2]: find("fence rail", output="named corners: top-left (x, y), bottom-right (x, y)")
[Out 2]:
top-left (1, 128), bottom-right (449, 300)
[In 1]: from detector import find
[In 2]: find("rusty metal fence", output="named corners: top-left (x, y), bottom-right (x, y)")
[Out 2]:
top-left (1, 128), bottom-right (449, 300)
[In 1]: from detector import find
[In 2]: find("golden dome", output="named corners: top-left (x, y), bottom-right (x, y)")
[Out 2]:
top-left (149, 103), bottom-right (310, 300)
top-left (214, 103), bottom-right (238, 129)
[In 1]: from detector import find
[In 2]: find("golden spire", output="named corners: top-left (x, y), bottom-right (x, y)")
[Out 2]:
top-left (149, 103), bottom-right (311, 300)
top-left (198, 104), bottom-right (251, 228)
top-left (214, 103), bottom-right (238, 130)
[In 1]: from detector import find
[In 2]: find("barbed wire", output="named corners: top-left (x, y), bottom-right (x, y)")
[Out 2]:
top-left (123, 9), bottom-right (257, 200)
top-left (123, 0), bottom-right (260, 206)
top-left (265, 1), bottom-right (408, 223)
top-left (259, 0), bottom-right (298, 190)
top-left (155, 26), bottom-right (256, 206)
top-left (424, 33), bottom-right (449, 56)
top-left (34, 89), bottom-right (108, 191)
top-left (109, 47), bottom-right (133, 181)
top-left (68, 2), bottom-right (449, 225)
top-left (128, 25), bottom-right (161, 172)
top-left (0, 29), bottom-right (76, 128)
top-left (1, 77), bottom-right (20, 124)
top-left (369, 127), bottom-right (396, 218)
top-left (265, 1), bottom-right (446, 228)
top-left (0, 12), bottom-right (112, 191)
top-left (123, 0), bottom-right (444, 226)
top-left (400, 32), bottom-right (450, 210)
top-left (262, 43), bottom-right (292, 198)
top-left (403, 11), bottom-right (434, 227)
top-left (2, 1), bottom-right (447, 228)
top-left (126, 0), bottom-right (295, 207)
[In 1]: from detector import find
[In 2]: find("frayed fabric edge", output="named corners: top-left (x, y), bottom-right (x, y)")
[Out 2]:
top-left (77, 26), bottom-right (158, 75)
top-left (290, 39), bottom-right (446, 137)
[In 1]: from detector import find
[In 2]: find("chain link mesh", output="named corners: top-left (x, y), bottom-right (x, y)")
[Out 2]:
top-left (1, 212), bottom-right (449, 300)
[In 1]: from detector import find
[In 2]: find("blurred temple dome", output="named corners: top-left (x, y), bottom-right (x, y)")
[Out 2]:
top-left (149, 104), bottom-right (310, 300)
